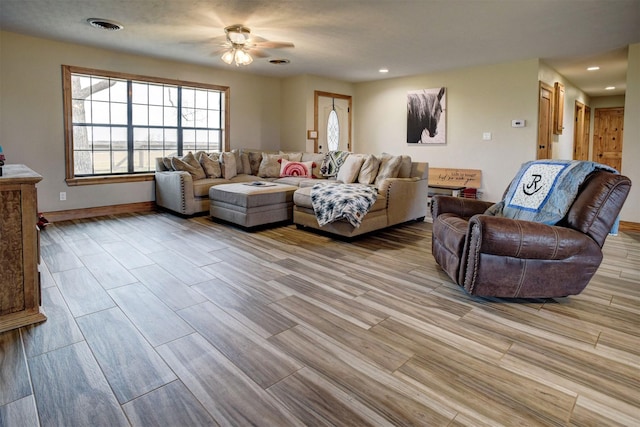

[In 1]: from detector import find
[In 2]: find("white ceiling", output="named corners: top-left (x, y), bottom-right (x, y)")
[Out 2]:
top-left (1, 0), bottom-right (639, 96)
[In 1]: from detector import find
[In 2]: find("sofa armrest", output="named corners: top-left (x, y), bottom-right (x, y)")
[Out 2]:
top-left (155, 171), bottom-right (196, 215)
top-left (466, 215), bottom-right (597, 260)
top-left (382, 177), bottom-right (429, 225)
top-left (431, 195), bottom-right (494, 219)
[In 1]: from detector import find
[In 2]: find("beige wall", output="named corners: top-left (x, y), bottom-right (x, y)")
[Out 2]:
top-left (280, 74), bottom-right (355, 153)
top-left (622, 43), bottom-right (640, 221)
top-left (0, 31), bottom-right (281, 212)
top-left (538, 62), bottom-right (590, 160)
top-left (353, 59), bottom-right (540, 203)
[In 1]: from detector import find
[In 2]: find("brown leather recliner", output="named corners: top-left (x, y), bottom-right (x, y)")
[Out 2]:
top-left (431, 171), bottom-right (631, 298)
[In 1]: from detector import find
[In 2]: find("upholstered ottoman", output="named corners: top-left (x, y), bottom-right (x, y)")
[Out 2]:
top-left (209, 182), bottom-right (298, 228)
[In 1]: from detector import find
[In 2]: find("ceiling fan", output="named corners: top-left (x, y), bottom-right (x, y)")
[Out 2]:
top-left (217, 24), bottom-right (294, 66)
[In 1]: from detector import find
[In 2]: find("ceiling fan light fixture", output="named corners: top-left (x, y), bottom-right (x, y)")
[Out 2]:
top-left (221, 50), bottom-right (235, 65)
top-left (235, 49), bottom-right (253, 66)
top-left (225, 25), bottom-right (251, 45)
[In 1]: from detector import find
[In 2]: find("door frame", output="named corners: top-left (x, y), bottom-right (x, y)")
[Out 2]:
top-left (314, 91), bottom-right (352, 153)
top-left (537, 81), bottom-right (553, 159)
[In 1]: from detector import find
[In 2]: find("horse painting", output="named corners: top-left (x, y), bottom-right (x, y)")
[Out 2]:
top-left (407, 87), bottom-right (446, 144)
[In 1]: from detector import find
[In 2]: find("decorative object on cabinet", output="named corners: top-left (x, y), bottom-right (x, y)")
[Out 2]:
top-left (553, 82), bottom-right (565, 135)
top-left (0, 164), bottom-right (47, 332)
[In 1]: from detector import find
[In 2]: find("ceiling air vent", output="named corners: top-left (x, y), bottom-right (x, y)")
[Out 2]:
top-left (87, 18), bottom-right (123, 31)
top-left (269, 59), bottom-right (290, 65)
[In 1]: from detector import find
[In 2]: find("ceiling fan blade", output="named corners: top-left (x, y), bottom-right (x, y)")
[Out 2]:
top-left (254, 41), bottom-right (295, 49)
top-left (248, 48), bottom-right (270, 58)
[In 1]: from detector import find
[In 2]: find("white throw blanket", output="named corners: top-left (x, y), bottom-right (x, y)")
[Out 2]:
top-left (311, 182), bottom-right (378, 228)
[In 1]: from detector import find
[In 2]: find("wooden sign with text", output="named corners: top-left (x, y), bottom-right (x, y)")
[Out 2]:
top-left (429, 168), bottom-right (482, 188)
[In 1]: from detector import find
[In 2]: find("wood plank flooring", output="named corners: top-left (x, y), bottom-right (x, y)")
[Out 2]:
top-left (1, 212), bottom-right (638, 426)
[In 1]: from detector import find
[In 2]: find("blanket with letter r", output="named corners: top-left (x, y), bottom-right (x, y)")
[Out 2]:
top-left (485, 160), bottom-right (617, 225)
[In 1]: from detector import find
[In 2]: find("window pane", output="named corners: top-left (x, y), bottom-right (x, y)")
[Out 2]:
top-left (93, 152), bottom-right (111, 174)
top-left (112, 128), bottom-right (127, 150)
top-left (132, 104), bottom-right (148, 126)
top-left (110, 80), bottom-right (127, 103)
top-left (208, 91), bottom-right (220, 108)
top-left (72, 99), bottom-right (91, 123)
top-left (327, 110), bottom-right (340, 151)
top-left (149, 84), bottom-right (163, 106)
top-left (73, 126), bottom-right (92, 150)
top-left (195, 89), bottom-right (208, 109)
top-left (91, 78), bottom-right (110, 101)
top-left (182, 88), bottom-right (195, 108)
top-left (112, 151), bottom-right (128, 173)
top-left (182, 108), bottom-right (195, 127)
top-left (92, 101), bottom-right (110, 124)
top-left (134, 128), bottom-right (149, 149)
top-left (164, 106), bottom-right (177, 126)
top-left (193, 109), bottom-right (207, 128)
top-left (111, 103), bottom-right (128, 125)
top-left (71, 75), bottom-right (92, 98)
top-left (74, 151), bottom-right (93, 175)
top-left (165, 86), bottom-right (177, 106)
top-left (133, 150), bottom-right (150, 172)
top-left (208, 110), bottom-right (220, 128)
top-left (132, 82), bottom-right (148, 104)
top-left (149, 105), bottom-right (163, 126)
top-left (93, 127), bottom-right (111, 149)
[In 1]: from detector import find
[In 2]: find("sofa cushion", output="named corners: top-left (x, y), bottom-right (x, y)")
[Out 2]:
top-left (374, 154), bottom-right (402, 187)
top-left (162, 157), bottom-right (174, 171)
top-left (336, 155), bottom-right (365, 183)
top-left (301, 152), bottom-right (327, 179)
top-left (258, 153), bottom-right (288, 178)
top-left (280, 159), bottom-right (314, 178)
top-left (357, 154), bottom-right (380, 184)
top-left (198, 152), bottom-right (222, 178)
top-left (398, 155), bottom-right (413, 178)
top-left (280, 151), bottom-right (303, 162)
top-left (246, 151), bottom-right (263, 176)
top-left (193, 178), bottom-right (228, 197)
top-left (171, 152), bottom-right (206, 180)
top-left (220, 152), bottom-right (237, 179)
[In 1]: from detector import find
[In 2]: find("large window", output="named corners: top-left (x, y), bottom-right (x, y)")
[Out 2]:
top-left (62, 65), bottom-right (229, 185)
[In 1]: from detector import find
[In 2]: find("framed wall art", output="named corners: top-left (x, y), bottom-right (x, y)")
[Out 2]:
top-left (407, 87), bottom-right (446, 144)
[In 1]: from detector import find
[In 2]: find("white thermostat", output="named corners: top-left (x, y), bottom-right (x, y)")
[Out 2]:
top-left (512, 119), bottom-right (526, 128)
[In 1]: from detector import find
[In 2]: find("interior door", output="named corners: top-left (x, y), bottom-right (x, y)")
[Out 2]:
top-left (573, 101), bottom-right (589, 160)
top-left (593, 107), bottom-right (624, 171)
top-left (314, 91), bottom-right (352, 153)
top-left (537, 81), bottom-right (553, 160)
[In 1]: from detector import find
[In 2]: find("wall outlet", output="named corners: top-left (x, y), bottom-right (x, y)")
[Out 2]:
top-left (59, 192), bottom-right (66, 201)
top-left (482, 132), bottom-right (492, 141)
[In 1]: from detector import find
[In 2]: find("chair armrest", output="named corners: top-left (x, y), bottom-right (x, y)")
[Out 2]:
top-left (155, 171), bottom-right (195, 215)
top-left (431, 195), bottom-right (494, 219)
top-left (467, 215), bottom-right (597, 259)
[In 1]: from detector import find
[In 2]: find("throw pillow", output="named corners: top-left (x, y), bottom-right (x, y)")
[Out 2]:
top-left (280, 151), bottom-right (303, 162)
top-left (302, 152), bottom-right (326, 179)
top-left (320, 151), bottom-right (350, 177)
top-left (336, 155), bottom-right (365, 183)
top-left (198, 152), bottom-right (222, 178)
top-left (358, 154), bottom-right (380, 184)
top-left (220, 152), bottom-right (237, 179)
top-left (171, 152), bottom-right (206, 180)
top-left (231, 149), bottom-right (244, 174)
top-left (374, 154), bottom-right (402, 187)
top-left (279, 159), bottom-right (314, 178)
top-left (240, 153), bottom-right (251, 175)
top-left (398, 155), bottom-right (413, 178)
top-left (162, 157), bottom-right (174, 171)
top-left (247, 151), bottom-right (263, 176)
top-left (258, 153), bottom-right (288, 178)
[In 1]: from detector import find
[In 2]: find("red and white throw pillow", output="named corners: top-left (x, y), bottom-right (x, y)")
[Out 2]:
top-left (279, 159), bottom-right (314, 178)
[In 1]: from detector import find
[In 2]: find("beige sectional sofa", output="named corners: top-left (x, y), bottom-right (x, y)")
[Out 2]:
top-left (154, 149), bottom-right (428, 237)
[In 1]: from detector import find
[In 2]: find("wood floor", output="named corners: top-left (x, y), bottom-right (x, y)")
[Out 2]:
top-left (1, 212), bottom-right (638, 426)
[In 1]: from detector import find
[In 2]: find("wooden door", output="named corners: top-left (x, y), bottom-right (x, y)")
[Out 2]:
top-left (537, 81), bottom-right (553, 159)
top-left (573, 101), bottom-right (589, 160)
top-left (593, 107), bottom-right (624, 171)
top-left (314, 91), bottom-right (352, 153)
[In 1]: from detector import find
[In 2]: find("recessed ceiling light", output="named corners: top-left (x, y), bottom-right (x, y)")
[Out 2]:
top-left (269, 59), bottom-right (290, 65)
top-left (87, 18), bottom-right (123, 31)
top-left (587, 66), bottom-right (600, 71)
top-left (605, 86), bottom-right (616, 90)
top-left (379, 68), bottom-right (389, 73)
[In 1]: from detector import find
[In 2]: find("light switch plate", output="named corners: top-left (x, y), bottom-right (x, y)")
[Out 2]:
top-left (482, 132), bottom-right (492, 140)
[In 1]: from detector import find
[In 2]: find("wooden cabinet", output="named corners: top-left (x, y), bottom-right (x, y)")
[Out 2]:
top-left (0, 164), bottom-right (46, 332)
top-left (553, 82), bottom-right (565, 135)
